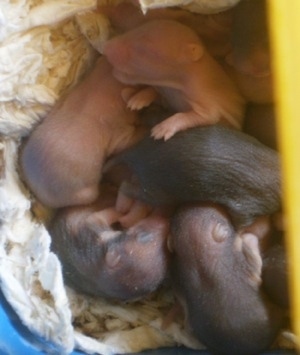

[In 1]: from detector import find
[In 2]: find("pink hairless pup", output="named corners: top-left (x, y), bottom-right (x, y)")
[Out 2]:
top-left (99, 2), bottom-right (233, 57)
top-left (20, 57), bottom-right (146, 208)
top-left (103, 19), bottom-right (245, 141)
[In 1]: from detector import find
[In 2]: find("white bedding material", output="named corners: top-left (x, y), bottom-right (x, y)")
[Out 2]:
top-left (138, 0), bottom-right (240, 14)
top-left (0, 21), bottom-right (96, 137)
top-left (0, 0), bottom-right (257, 354)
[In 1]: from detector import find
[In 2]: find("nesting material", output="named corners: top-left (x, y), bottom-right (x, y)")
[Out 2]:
top-left (138, 0), bottom-right (240, 14)
top-left (0, 0), bottom-right (242, 353)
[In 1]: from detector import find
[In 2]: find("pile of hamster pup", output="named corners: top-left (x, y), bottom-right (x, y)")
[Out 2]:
top-left (1, 0), bottom-right (296, 354)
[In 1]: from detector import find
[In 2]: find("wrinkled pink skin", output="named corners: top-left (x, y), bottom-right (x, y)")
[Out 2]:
top-left (20, 57), bottom-right (147, 208)
top-left (170, 202), bottom-right (284, 355)
top-left (103, 19), bottom-right (245, 141)
top-left (99, 2), bottom-right (233, 57)
top-left (223, 0), bottom-right (273, 103)
top-left (49, 184), bottom-right (171, 301)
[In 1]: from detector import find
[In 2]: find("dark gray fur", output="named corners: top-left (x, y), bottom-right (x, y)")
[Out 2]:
top-left (108, 125), bottom-right (281, 228)
top-left (170, 203), bottom-right (284, 355)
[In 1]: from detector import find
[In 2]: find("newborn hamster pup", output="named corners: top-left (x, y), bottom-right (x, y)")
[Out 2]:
top-left (103, 19), bottom-right (245, 140)
top-left (107, 125), bottom-right (281, 228)
top-left (99, 2), bottom-right (233, 57)
top-left (170, 203), bottom-right (284, 355)
top-left (49, 185), bottom-right (170, 301)
top-left (224, 0), bottom-right (273, 103)
top-left (228, 0), bottom-right (270, 77)
top-left (20, 57), bottom-right (146, 208)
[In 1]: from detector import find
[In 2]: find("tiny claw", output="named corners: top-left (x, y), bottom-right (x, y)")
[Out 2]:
top-left (150, 127), bottom-right (164, 140)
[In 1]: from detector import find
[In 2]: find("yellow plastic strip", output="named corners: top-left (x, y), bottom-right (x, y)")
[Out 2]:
top-left (267, 0), bottom-right (300, 348)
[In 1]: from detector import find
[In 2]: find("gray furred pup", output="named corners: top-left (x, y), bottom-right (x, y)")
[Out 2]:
top-left (170, 203), bottom-right (284, 355)
top-left (107, 125), bottom-right (281, 228)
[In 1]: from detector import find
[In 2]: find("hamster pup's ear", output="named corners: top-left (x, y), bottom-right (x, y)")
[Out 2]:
top-left (179, 42), bottom-right (204, 63)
